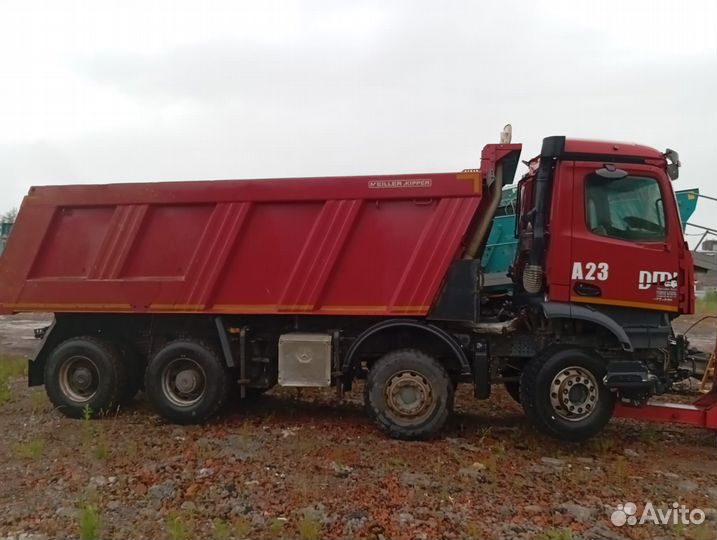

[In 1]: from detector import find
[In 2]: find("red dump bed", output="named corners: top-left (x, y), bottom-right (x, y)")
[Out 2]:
top-left (0, 159), bottom-right (506, 317)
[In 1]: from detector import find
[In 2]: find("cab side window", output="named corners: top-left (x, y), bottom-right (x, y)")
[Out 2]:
top-left (585, 175), bottom-right (666, 242)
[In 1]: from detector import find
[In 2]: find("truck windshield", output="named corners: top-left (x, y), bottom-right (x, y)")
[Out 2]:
top-left (586, 175), bottom-right (666, 242)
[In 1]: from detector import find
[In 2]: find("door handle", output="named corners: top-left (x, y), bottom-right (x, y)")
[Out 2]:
top-left (573, 282), bottom-right (602, 297)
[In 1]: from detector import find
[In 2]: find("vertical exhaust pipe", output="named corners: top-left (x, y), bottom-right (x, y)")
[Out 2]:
top-left (523, 136), bottom-right (565, 294)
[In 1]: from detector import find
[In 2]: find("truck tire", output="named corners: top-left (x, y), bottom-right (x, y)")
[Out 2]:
top-left (44, 336), bottom-right (127, 418)
top-left (364, 349), bottom-right (453, 440)
top-left (144, 340), bottom-right (231, 424)
top-left (520, 347), bottom-right (615, 442)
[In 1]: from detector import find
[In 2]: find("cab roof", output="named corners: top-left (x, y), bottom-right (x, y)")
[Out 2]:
top-left (563, 138), bottom-right (665, 160)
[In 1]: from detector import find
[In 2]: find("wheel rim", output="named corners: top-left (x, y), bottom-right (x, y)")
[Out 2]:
top-left (58, 355), bottom-right (100, 403)
top-left (161, 356), bottom-right (206, 407)
top-left (384, 370), bottom-right (436, 425)
top-left (549, 365), bottom-right (599, 422)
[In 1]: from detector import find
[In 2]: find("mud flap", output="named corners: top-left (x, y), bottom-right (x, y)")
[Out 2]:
top-left (473, 341), bottom-right (490, 399)
top-left (28, 320), bottom-right (56, 386)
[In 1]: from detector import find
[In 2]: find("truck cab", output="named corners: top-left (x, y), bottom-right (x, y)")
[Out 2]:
top-left (516, 138), bottom-right (693, 316)
top-left (502, 137), bottom-right (696, 437)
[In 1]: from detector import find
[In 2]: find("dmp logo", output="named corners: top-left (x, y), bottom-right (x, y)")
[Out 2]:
top-left (638, 271), bottom-right (678, 290)
top-left (611, 501), bottom-right (705, 527)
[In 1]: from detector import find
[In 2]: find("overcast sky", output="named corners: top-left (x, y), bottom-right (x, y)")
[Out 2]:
top-left (1, 0), bottom-right (716, 242)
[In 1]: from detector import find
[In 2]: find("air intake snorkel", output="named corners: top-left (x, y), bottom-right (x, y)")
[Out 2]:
top-left (522, 136), bottom-right (565, 294)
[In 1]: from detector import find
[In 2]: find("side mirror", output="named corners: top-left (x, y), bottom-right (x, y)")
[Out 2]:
top-left (664, 148), bottom-right (680, 180)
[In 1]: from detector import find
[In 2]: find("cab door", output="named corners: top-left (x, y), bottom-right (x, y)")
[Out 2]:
top-left (569, 162), bottom-right (682, 313)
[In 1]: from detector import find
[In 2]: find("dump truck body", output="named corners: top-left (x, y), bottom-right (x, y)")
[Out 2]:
top-left (0, 172), bottom-right (487, 317)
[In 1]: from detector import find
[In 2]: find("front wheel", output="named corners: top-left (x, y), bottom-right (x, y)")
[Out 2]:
top-left (364, 349), bottom-right (453, 440)
top-left (144, 340), bottom-right (231, 424)
top-left (520, 347), bottom-right (615, 442)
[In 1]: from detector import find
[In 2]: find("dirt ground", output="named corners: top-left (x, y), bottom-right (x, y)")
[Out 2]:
top-left (0, 314), bottom-right (715, 540)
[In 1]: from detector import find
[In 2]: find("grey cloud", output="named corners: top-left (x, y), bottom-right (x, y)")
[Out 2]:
top-left (2, 1), bottom-right (715, 234)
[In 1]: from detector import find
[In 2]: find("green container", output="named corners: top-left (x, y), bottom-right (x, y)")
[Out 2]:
top-left (483, 186), bottom-right (518, 281)
top-left (676, 188), bottom-right (699, 228)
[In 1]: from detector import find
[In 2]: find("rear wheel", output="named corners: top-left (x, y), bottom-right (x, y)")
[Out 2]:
top-left (44, 336), bottom-right (127, 418)
top-left (520, 347), bottom-right (615, 442)
top-left (364, 349), bottom-right (453, 440)
top-left (144, 340), bottom-right (231, 424)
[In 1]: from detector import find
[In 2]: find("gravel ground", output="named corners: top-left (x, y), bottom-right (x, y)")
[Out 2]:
top-left (0, 314), bottom-right (715, 540)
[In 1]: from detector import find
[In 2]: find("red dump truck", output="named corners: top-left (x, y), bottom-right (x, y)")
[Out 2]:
top-left (0, 134), bottom-right (697, 441)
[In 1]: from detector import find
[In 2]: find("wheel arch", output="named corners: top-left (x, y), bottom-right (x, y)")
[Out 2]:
top-left (541, 301), bottom-right (633, 352)
top-left (342, 319), bottom-right (471, 381)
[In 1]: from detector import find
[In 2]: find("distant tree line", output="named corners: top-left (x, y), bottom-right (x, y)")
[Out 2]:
top-left (1, 208), bottom-right (17, 223)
